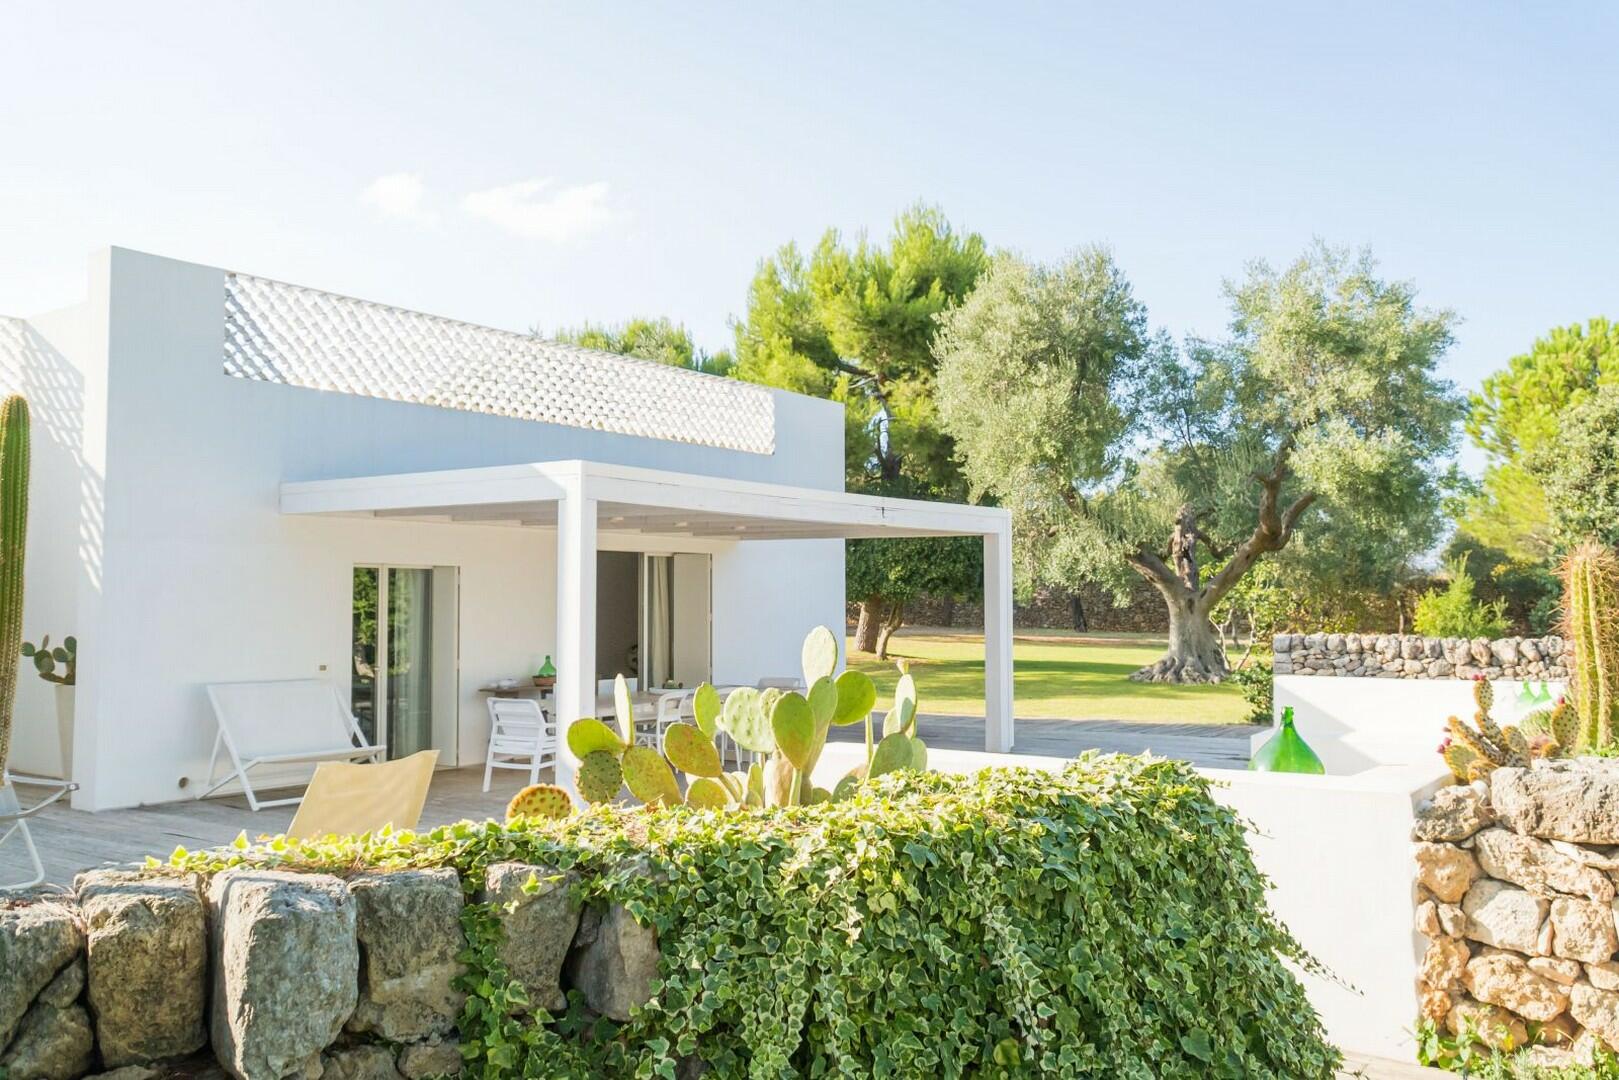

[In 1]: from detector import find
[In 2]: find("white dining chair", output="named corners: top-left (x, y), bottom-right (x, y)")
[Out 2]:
top-left (483, 697), bottom-right (557, 792)
top-left (653, 689), bottom-right (696, 753)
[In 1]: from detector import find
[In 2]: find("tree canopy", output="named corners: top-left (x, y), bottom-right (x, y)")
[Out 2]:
top-left (1459, 317), bottom-right (1619, 559)
top-left (733, 204), bottom-right (987, 654)
top-left (1534, 381), bottom-right (1619, 550)
top-left (936, 242), bottom-right (1462, 681)
top-left (554, 317), bottom-right (734, 375)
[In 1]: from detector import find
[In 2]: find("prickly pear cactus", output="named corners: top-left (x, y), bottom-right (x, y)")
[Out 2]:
top-left (719, 687), bottom-right (775, 753)
top-left (506, 783), bottom-right (574, 821)
top-left (0, 395), bottom-right (28, 777)
top-left (832, 670), bottom-right (876, 726)
top-left (684, 776), bottom-right (730, 810)
top-left (770, 692), bottom-right (815, 770)
top-left (1441, 676), bottom-right (1541, 782)
top-left (663, 723), bottom-right (722, 779)
top-left (622, 745), bottom-right (681, 807)
top-left (577, 749), bottom-right (625, 804)
top-left (567, 717), bottom-right (625, 759)
top-left (801, 625), bottom-right (839, 686)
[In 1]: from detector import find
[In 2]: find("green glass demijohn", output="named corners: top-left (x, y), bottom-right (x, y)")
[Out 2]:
top-left (536, 655), bottom-right (556, 679)
top-left (1249, 706), bottom-right (1325, 774)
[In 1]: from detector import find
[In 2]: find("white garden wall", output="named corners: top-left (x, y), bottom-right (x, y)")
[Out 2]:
top-left (1270, 675), bottom-right (1567, 775)
top-left (8, 248), bottom-right (847, 810)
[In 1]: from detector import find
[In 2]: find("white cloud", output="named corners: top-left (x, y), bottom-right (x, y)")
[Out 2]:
top-left (460, 178), bottom-right (617, 242)
top-left (360, 172), bottom-right (437, 224)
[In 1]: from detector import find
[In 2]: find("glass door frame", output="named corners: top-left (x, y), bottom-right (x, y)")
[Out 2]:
top-left (353, 562), bottom-right (447, 760)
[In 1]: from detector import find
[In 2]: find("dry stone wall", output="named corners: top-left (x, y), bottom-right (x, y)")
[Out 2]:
top-left (0, 862), bottom-right (655, 1080)
top-left (1413, 761), bottom-right (1619, 1067)
top-left (1276, 633), bottom-right (1569, 681)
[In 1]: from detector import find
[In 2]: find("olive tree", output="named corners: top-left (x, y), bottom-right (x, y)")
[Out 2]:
top-left (936, 243), bottom-right (1461, 683)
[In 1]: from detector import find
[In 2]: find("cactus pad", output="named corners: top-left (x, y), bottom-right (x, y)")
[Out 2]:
top-left (770, 692), bottom-right (816, 770)
top-left (719, 687), bottom-right (776, 753)
top-left (869, 732), bottom-right (915, 778)
top-left (506, 783), bottom-right (574, 821)
top-left (801, 624), bottom-right (839, 686)
top-left (831, 770), bottom-right (863, 802)
top-left (895, 673), bottom-right (919, 734)
top-left (832, 670), bottom-right (876, 726)
top-left (763, 755), bottom-right (797, 807)
top-left (622, 745), bottom-right (681, 807)
top-left (614, 674), bottom-right (636, 746)
top-left (664, 722), bottom-right (723, 778)
top-left (744, 761), bottom-right (765, 807)
top-left (807, 676), bottom-right (838, 728)
top-left (693, 682), bottom-right (722, 740)
top-left (567, 717), bottom-right (625, 760)
top-left (684, 776), bottom-right (730, 810)
top-left (577, 749), bottom-right (624, 804)
top-left (909, 735), bottom-right (928, 772)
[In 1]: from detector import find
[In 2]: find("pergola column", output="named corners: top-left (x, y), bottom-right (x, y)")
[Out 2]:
top-left (983, 525), bottom-right (1014, 752)
top-left (554, 474), bottom-right (596, 796)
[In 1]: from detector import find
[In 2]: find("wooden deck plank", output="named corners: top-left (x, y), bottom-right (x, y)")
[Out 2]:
top-left (11, 718), bottom-right (1260, 888)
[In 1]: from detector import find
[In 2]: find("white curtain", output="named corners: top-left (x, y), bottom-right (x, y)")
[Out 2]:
top-left (644, 556), bottom-right (674, 689)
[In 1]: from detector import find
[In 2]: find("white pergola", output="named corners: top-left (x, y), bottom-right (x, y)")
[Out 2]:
top-left (280, 459), bottom-right (1014, 789)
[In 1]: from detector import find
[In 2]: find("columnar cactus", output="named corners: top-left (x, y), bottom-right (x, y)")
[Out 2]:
top-left (1562, 539), bottom-right (1619, 752)
top-left (0, 394), bottom-right (28, 776)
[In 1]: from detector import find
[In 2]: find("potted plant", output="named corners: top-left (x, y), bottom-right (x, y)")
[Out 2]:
top-left (21, 634), bottom-right (75, 779)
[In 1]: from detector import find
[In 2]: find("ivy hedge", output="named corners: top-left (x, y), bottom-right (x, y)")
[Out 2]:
top-left (173, 754), bottom-right (1340, 1079)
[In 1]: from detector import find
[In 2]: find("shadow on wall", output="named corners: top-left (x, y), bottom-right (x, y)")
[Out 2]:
top-left (0, 317), bottom-right (96, 780)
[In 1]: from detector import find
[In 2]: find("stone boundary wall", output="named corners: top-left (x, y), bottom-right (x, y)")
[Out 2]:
top-left (1412, 762), bottom-right (1619, 1067)
top-left (0, 863), bottom-right (653, 1080)
top-left (1275, 633), bottom-right (1569, 681)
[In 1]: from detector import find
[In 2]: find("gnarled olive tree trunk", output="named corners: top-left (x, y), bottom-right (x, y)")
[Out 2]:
top-left (852, 596), bottom-right (905, 659)
top-left (1128, 459), bottom-right (1316, 684)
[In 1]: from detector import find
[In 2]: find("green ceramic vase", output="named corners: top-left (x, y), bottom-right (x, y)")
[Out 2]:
top-left (1249, 706), bottom-right (1325, 774)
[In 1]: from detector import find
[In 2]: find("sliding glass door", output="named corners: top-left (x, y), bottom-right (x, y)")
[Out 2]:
top-left (352, 565), bottom-right (454, 760)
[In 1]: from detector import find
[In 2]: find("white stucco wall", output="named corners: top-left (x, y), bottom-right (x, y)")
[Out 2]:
top-left (0, 310), bottom-right (88, 777)
top-left (1268, 674), bottom-right (1568, 775)
top-left (16, 247), bottom-right (845, 810)
top-left (1209, 764), bottom-right (1445, 1061)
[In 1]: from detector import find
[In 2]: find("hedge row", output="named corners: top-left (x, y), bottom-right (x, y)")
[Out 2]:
top-left (174, 755), bottom-right (1341, 1078)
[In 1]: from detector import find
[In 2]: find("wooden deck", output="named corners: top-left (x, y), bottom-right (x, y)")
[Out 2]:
top-left (10, 717), bottom-right (1261, 889)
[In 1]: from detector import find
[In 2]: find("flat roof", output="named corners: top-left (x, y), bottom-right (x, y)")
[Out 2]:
top-left (280, 459), bottom-right (1008, 542)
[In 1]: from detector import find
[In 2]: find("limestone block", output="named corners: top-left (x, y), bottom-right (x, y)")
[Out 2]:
top-left (1415, 842), bottom-right (1481, 903)
top-left (1463, 879), bottom-right (1551, 955)
top-left (481, 863), bottom-right (582, 1013)
top-left (347, 868), bottom-right (467, 1041)
top-left (75, 869), bottom-right (209, 1065)
top-left (208, 869), bottom-right (359, 1080)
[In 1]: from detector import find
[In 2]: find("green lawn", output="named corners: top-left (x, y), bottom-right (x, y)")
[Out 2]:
top-left (845, 628), bottom-right (1255, 725)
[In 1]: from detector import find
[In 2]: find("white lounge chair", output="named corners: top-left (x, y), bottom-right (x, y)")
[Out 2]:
top-left (482, 697), bottom-right (557, 791)
top-left (1, 772), bottom-right (76, 890)
top-left (202, 680), bottom-right (384, 811)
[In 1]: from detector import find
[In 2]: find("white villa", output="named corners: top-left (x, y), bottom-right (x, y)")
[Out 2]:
top-left (0, 248), bottom-right (1012, 812)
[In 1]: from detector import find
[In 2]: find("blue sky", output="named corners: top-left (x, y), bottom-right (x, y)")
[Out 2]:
top-left (2, 3), bottom-right (1613, 472)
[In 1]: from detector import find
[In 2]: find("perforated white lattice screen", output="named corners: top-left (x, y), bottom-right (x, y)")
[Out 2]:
top-left (222, 273), bottom-right (775, 454)
top-left (0, 317), bottom-right (29, 392)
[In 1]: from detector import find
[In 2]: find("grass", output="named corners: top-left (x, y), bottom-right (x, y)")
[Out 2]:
top-left (845, 627), bottom-right (1257, 725)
